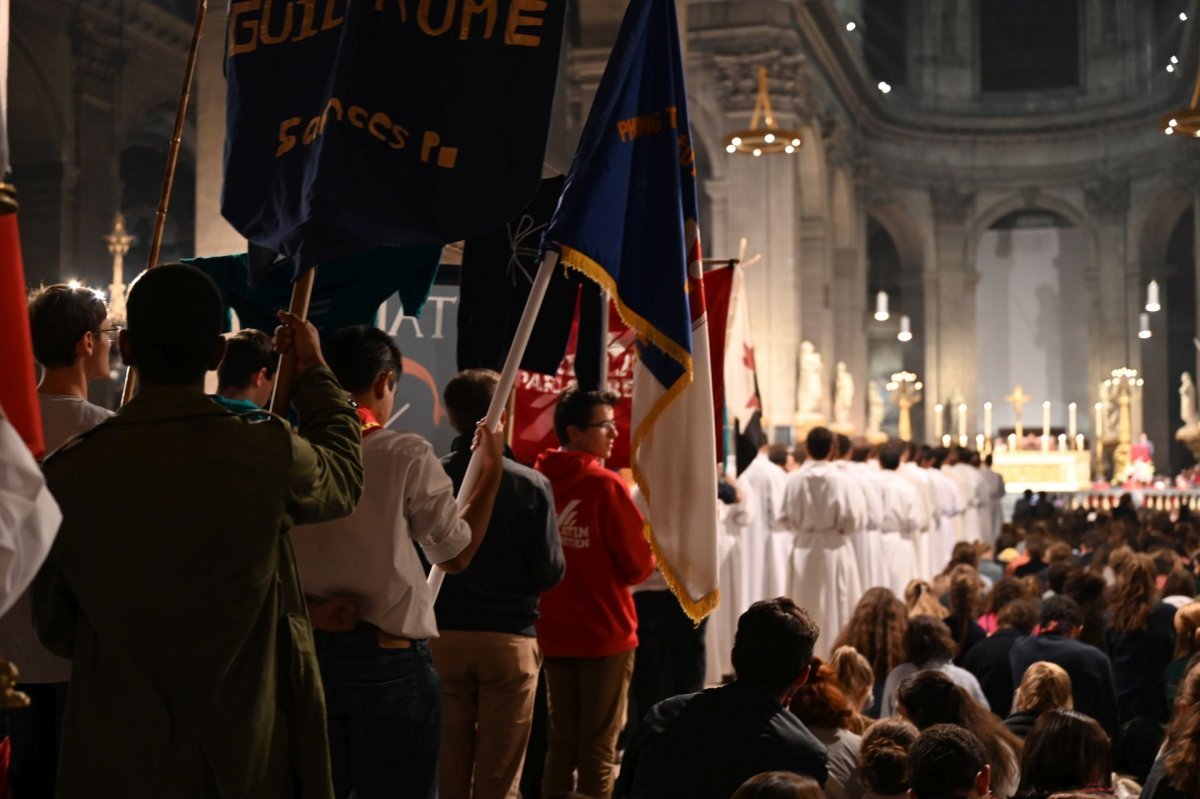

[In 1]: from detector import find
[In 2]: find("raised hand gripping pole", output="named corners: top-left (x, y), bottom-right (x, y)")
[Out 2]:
top-left (427, 250), bottom-right (560, 598)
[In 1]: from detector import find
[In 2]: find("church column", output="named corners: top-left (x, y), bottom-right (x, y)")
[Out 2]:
top-left (929, 184), bottom-right (978, 442)
top-left (1084, 180), bottom-right (1135, 434)
top-left (831, 244), bottom-right (867, 430)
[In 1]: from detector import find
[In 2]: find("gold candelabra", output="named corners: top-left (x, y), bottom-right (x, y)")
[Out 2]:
top-left (886, 371), bottom-right (923, 442)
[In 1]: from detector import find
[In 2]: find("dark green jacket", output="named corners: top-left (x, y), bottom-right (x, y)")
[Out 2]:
top-left (33, 366), bottom-right (362, 798)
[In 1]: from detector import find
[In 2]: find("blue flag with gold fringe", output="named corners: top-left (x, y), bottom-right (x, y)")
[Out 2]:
top-left (542, 0), bottom-right (719, 622)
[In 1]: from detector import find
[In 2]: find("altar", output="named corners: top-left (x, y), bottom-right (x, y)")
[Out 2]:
top-left (991, 450), bottom-right (1093, 492)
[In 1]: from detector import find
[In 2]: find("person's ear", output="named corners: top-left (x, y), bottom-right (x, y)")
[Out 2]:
top-left (975, 764), bottom-right (991, 798)
top-left (372, 370), bottom-right (392, 401)
top-left (77, 330), bottom-right (95, 359)
top-left (207, 336), bottom-right (227, 372)
top-left (794, 664), bottom-right (811, 689)
top-left (118, 329), bottom-right (135, 367)
top-left (251, 367), bottom-right (267, 388)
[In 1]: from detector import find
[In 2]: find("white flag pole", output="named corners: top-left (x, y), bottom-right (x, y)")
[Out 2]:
top-left (427, 250), bottom-right (561, 598)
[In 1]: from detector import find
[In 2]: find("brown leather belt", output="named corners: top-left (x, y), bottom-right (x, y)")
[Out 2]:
top-left (376, 630), bottom-right (414, 649)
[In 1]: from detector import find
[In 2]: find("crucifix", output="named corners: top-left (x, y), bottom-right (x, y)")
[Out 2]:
top-left (1005, 385), bottom-right (1030, 439)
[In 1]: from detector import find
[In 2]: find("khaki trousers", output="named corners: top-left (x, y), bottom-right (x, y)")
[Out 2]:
top-left (431, 631), bottom-right (542, 799)
top-left (541, 650), bottom-right (636, 799)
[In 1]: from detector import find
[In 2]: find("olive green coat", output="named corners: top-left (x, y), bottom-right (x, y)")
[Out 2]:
top-left (33, 366), bottom-right (363, 798)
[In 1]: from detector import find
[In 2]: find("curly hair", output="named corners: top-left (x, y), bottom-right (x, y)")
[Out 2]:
top-left (861, 718), bottom-right (919, 795)
top-left (1165, 665), bottom-right (1200, 795)
top-left (833, 587), bottom-right (908, 678)
top-left (788, 658), bottom-right (854, 731)
top-left (947, 564), bottom-right (982, 651)
top-left (1107, 552), bottom-right (1157, 635)
top-left (984, 577), bottom-right (1031, 616)
top-left (1176, 603), bottom-right (1200, 661)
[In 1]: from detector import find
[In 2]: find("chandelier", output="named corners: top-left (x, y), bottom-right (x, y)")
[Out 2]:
top-left (723, 67), bottom-right (803, 157)
top-left (1162, 51), bottom-right (1200, 136)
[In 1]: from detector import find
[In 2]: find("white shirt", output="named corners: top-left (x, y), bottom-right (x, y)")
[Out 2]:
top-left (38, 394), bottom-right (113, 453)
top-left (0, 419), bottom-right (60, 618)
top-left (779, 460), bottom-right (859, 535)
top-left (292, 429), bottom-right (470, 640)
top-left (880, 658), bottom-right (990, 717)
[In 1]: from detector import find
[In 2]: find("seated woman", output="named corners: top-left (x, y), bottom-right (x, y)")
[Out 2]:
top-left (859, 719), bottom-right (918, 799)
top-left (1143, 661), bottom-right (1200, 799)
top-left (831, 646), bottom-right (875, 734)
top-left (834, 588), bottom-right (909, 718)
top-left (1004, 662), bottom-right (1073, 738)
top-left (788, 658), bottom-right (865, 799)
top-left (1014, 709), bottom-right (1111, 799)
top-left (1165, 602), bottom-right (1200, 704)
top-left (896, 670), bottom-right (1022, 799)
top-left (880, 615), bottom-right (989, 717)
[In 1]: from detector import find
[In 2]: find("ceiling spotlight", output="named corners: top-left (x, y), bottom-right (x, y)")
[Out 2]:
top-left (846, 21), bottom-right (856, 31)
top-left (1146, 279), bottom-right (1161, 313)
top-left (897, 314), bottom-right (912, 342)
top-left (878, 81), bottom-right (892, 94)
top-left (1139, 312), bottom-right (1152, 339)
top-left (874, 291), bottom-right (890, 322)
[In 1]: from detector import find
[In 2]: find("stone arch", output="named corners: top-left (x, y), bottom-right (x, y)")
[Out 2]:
top-left (8, 34), bottom-right (67, 163)
top-left (965, 191), bottom-right (1099, 274)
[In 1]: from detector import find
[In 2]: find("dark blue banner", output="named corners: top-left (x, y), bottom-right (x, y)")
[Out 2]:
top-left (222, 0), bottom-right (566, 274)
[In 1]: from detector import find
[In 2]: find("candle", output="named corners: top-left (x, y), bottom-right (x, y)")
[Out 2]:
top-left (1042, 401), bottom-right (1051, 438)
top-left (942, 434), bottom-right (951, 448)
top-left (1075, 433), bottom-right (1085, 451)
top-left (1068, 402), bottom-right (1077, 439)
top-left (934, 404), bottom-right (944, 440)
top-left (1007, 433), bottom-right (1017, 451)
top-left (983, 402), bottom-right (993, 440)
top-left (1057, 434), bottom-right (1067, 451)
top-left (976, 433), bottom-right (985, 451)
top-left (1094, 402), bottom-right (1103, 439)
top-left (958, 403), bottom-right (968, 440)
top-left (959, 434), bottom-right (968, 447)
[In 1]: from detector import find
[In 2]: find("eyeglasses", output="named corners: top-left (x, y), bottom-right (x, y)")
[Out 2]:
top-left (580, 420), bottom-right (618, 433)
top-left (95, 326), bottom-right (122, 342)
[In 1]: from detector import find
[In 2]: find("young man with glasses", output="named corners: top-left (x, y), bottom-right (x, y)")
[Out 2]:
top-left (0, 283), bottom-right (115, 796)
top-left (534, 388), bottom-right (655, 798)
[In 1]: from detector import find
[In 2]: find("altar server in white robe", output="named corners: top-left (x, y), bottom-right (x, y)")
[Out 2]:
top-left (833, 433), bottom-right (873, 587)
top-left (922, 446), bottom-right (964, 572)
top-left (846, 439), bottom-right (887, 590)
top-left (877, 441), bottom-right (929, 596)
top-left (779, 427), bottom-right (863, 658)
top-left (704, 494), bottom-right (746, 683)
top-left (979, 453), bottom-right (1006, 544)
top-left (898, 444), bottom-right (939, 580)
top-left (736, 445), bottom-right (789, 612)
top-left (940, 449), bottom-right (972, 542)
top-left (948, 448), bottom-right (984, 542)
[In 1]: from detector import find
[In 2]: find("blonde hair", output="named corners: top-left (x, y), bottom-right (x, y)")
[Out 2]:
top-left (1014, 661), bottom-right (1073, 714)
top-left (831, 645), bottom-right (875, 700)
top-left (905, 580), bottom-right (949, 619)
top-left (1176, 603), bottom-right (1200, 660)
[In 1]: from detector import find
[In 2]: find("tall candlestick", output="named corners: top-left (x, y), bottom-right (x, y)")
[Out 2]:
top-left (976, 433), bottom-right (985, 451)
top-left (1094, 402), bottom-right (1103, 439)
top-left (942, 434), bottom-right (951, 448)
top-left (1007, 433), bottom-right (1017, 451)
top-left (1068, 402), bottom-right (1077, 439)
top-left (1057, 433), bottom-right (1067, 451)
top-left (983, 402), bottom-right (993, 440)
top-left (1042, 401), bottom-right (1051, 438)
top-left (934, 404), bottom-right (944, 440)
top-left (1075, 433), bottom-right (1085, 451)
top-left (958, 403), bottom-right (968, 441)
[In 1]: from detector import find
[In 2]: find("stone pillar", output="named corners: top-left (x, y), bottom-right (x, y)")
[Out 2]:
top-left (929, 184), bottom-right (977, 441)
top-left (194, 3), bottom-right (244, 257)
top-left (1084, 179), bottom-right (1133, 411)
top-left (832, 245), bottom-right (867, 431)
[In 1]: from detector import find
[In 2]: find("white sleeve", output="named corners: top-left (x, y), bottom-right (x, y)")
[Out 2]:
top-left (778, 476), bottom-right (801, 531)
top-left (0, 420), bottom-right (61, 619)
top-left (403, 444), bottom-right (471, 564)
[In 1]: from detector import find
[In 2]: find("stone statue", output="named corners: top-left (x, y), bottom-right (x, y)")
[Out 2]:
top-left (833, 361), bottom-right (854, 426)
top-left (1099, 380), bottom-right (1119, 439)
top-left (797, 341), bottom-right (824, 418)
top-left (1182, 373), bottom-right (1197, 430)
top-left (867, 380), bottom-right (885, 435)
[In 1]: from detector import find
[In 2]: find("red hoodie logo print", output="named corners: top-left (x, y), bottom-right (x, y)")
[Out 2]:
top-left (557, 500), bottom-right (591, 549)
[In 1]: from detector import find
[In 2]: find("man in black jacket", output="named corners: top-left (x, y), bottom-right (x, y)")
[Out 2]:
top-left (433, 368), bottom-right (566, 799)
top-left (1009, 595), bottom-right (1119, 735)
top-left (615, 597), bottom-right (828, 799)
top-left (962, 598), bottom-right (1037, 717)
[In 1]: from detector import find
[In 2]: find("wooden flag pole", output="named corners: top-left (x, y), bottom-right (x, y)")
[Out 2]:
top-left (428, 250), bottom-right (560, 599)
top-left (269, 267), bottom-right (316, 415)
top-left (120, 0), bottom-right (208, 406)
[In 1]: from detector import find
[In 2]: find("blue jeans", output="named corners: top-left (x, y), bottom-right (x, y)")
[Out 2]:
top-left (316, 625), bottom-right (441, 799)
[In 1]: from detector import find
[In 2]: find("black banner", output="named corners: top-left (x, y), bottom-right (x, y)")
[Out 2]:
top-left (222, 0), bottom-right (566, 275)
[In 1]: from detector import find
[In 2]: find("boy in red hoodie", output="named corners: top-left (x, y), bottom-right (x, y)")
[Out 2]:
top-left (535, 388), bottom-right (655, 798)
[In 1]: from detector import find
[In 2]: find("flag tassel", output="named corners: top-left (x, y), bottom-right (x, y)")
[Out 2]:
top-left (120, 0), bottom-right (208, 405)
top-left (427, 250), bottom-right (561, 599)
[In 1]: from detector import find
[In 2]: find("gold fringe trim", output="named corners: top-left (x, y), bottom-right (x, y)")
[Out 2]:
top-left (556, 243), bottom-right (719, 623)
